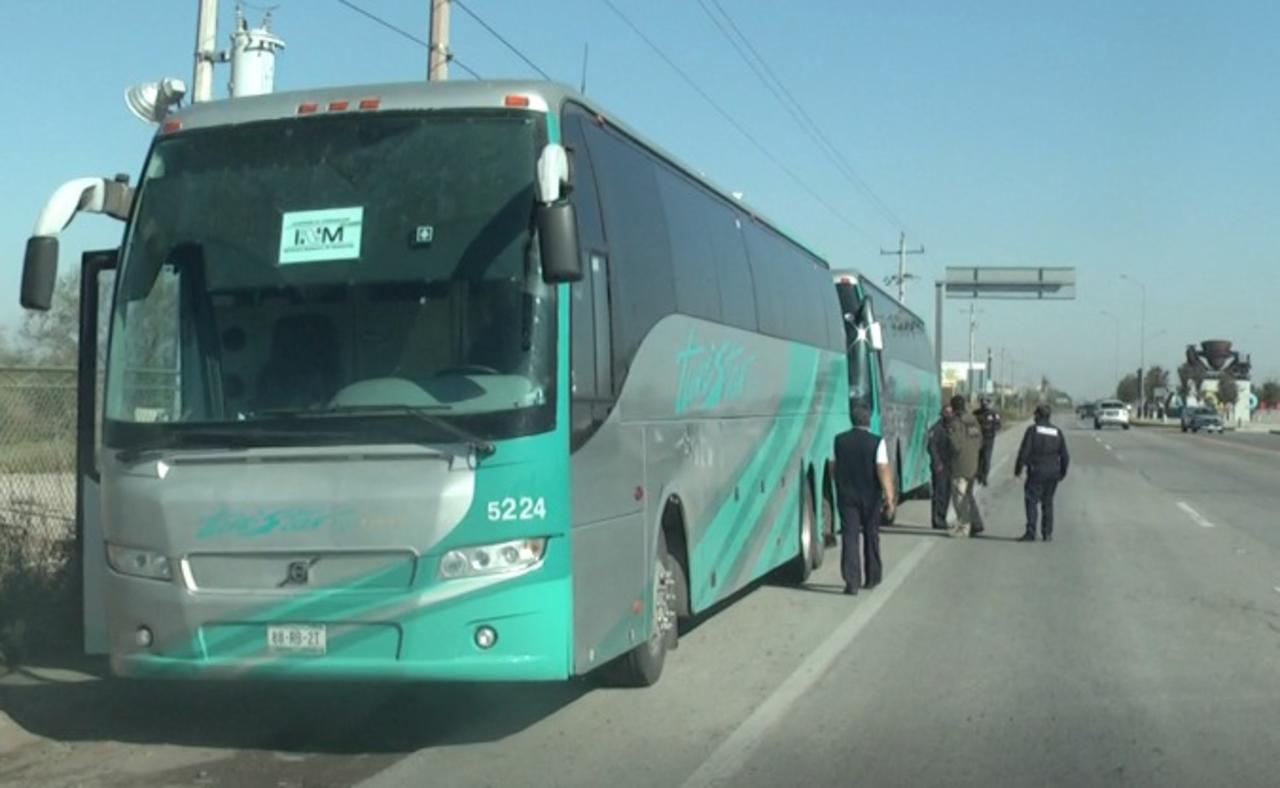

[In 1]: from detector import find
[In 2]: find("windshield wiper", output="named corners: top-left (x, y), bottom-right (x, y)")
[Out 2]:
top-left (256, 405), bottom-right (497, 460)
top-left (114, 424), bottom-right (350, 464)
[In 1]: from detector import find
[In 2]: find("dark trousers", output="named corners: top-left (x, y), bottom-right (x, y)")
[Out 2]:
top-left (1024, 476), bottom-right (1059, 536)
top-left (930, 470), bottom-right (951, 529)
top-left (977, 443), bottom-right (994, 484)
top-left (839, 499), bottom-right (882, 589)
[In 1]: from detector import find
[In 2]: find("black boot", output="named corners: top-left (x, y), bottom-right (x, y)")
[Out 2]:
top-left (1042, 532), bottom-right (1052, 542)
top-left (1017, 531), bottom-right (1036, 542)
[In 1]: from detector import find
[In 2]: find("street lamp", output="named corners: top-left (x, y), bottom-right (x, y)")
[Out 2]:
top-left (1120, 274), bottom-right (1147, 412)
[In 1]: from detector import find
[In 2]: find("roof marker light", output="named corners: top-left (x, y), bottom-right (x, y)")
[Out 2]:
top-left (328, 100), bottom-right (350, 112)
top-left (359, 97), bottom-right (381, 110)
top-left (297, 102), bottom-right (319, 115)
top-left (504, 94), bottom-right (531, 108)
top-left (160, 119), bottom-right (183, 134)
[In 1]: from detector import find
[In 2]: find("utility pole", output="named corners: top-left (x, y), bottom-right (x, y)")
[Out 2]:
top-left (986, 346), bottom-right (993, 400)
top-left (966, 304), bottom-right (979, 404)
top-left (1121, 274), bottom-right (1148, 415)
top-left (934, 281), bottom-right (944, 375)
top-left (194, 0), bottom-right (219, 102)
top-left (428, 0), bottom-right (451, 81)
top-left (881, 231), bottom-right (925, 304)
top-left (998, 348), bottom-right (1008, 408)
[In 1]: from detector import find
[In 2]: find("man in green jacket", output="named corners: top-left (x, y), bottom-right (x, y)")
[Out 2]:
top-left (946, 394), bottom-right (984, 537)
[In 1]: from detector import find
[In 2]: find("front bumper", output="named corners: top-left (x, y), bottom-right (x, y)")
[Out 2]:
top-left (104, 548), bottom-right (573, 682)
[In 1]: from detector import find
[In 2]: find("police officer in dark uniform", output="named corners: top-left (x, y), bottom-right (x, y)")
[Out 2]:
top-left (1014, 404), bottom-right (1070, 542)
top-left (834, 405), bottom-right (897, 594)
top-left (926, 403), bottom-right (953, 530)
top-left (974, 396), bottom-right (1001, 485)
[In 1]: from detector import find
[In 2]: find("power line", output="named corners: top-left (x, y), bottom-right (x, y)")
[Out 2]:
top-left (602, 0), bottom-right (876, 244)
top-left (453, 0), bottom-right (552, 80)
top-left (334, 0), bottom-right (482, 79)
top-left (706, 0), bottom-right (911, 235)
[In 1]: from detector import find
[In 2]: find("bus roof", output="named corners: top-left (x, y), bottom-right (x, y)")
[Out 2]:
top-left (163, 79), bottom-right (835, 271)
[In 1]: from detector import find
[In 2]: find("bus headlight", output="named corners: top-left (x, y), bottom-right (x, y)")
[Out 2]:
top-left (106, 544), bottom-right (173, 581)
top-left (438, 538), bottom-right (547, 580)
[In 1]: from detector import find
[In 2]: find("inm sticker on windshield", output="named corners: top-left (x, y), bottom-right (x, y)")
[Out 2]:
top-left (278, 206), bottom-right (364, 265)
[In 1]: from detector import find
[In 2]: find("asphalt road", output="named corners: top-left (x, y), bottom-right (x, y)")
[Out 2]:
top-left (2, 421), bottom-right (1278, 788)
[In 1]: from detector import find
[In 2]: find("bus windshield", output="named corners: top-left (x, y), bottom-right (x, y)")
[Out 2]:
top-left (104, 110), bottom-right (556, 450)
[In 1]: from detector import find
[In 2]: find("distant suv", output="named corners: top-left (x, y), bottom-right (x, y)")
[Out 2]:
top-left (1094, 400), bottom-right (1131, 430)
top-left (1181, 406), bottom-right (1224, 433)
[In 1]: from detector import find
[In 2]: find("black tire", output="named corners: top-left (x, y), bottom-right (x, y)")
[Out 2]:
top-left (823, 473), bottom-right (839, 548)
top-left (780, 479), bottom-right (819, 584)
top-left (1123, 424), bottom-right (1130, 430)
top-left (882, 446), bottom-right (900, 525)
top-left (599, 531), bottom-right (677, 687)
top-left (816, 479), bottom-right (833, 567)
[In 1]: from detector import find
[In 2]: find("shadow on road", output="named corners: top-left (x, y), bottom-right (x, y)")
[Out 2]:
top-left (0, 657), bottom-right (591, 755)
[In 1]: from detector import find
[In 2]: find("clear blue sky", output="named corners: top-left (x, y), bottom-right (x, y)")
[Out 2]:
top-left (4, 0), bottom-right (1277, 397)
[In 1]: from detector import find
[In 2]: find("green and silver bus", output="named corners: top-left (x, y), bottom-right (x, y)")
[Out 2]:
top-left (832, 272), bottom-right (941, 517)
top-left (21, 80), bottom-right (850, 686)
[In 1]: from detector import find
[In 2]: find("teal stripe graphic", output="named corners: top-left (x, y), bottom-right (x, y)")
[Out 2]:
top-left (691, 346), bottom-right (820, 609)
top-left (724, 350), bottom-right (839, 590)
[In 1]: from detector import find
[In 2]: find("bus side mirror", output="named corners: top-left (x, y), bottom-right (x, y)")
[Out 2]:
top-left (538, 201), bottom-right (583, 284)
top-left (868, 321), bottom-right (885, 351)
top-left (536, 143), bottom-right (582, 284)
top-left (21, 236), bottom-right (59, 311)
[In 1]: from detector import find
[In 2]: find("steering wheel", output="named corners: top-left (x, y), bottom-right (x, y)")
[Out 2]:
top-left (437, 364), bottom-right (502, 376)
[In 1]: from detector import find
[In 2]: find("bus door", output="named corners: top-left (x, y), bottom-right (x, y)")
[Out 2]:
top-left (76, 250), bottom-right (117, 654)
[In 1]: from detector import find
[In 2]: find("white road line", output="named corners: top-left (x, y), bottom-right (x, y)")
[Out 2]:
top-left (1273, 587), bottom-right (1280, 595)
top-left (680, 538), bottom-right (935, 788)
top-left (1103, 444), bottom-right (1111, 451)
top-left (1176, 501), bottom-right (1216, 529)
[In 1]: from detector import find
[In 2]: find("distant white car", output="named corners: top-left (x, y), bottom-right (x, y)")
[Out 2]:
top-left (1094, 399), bottom-right (1131, 430)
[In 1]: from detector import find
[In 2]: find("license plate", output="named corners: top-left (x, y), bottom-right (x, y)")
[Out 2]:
top-left (267, 624), bottom-right (327, 655)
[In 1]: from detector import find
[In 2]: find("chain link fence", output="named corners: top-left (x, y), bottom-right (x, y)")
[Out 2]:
top-left (0, 366), bottom-right (79, 661)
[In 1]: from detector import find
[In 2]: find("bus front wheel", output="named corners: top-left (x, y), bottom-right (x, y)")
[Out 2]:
top-left (780, 479), bottom-right (820, 584)
top-left (600, 531), bottom-right (678, 687)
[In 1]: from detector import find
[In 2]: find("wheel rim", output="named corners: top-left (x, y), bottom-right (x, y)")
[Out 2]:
top-left (800, 492), bottom-right (814, 561)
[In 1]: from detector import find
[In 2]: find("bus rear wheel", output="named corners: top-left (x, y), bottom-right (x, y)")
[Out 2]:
top-left (600, 531), bottom-right (678, 687)
top-left (882, 447), bottom-right (901, 525)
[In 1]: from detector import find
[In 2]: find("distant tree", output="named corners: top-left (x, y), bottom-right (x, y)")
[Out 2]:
top-left (1116, 373), bottom-right (1140, 404)
top-left (18, 272), bottom-right (80, 366)
top-left (1177, 362), bottom-right (1204, 400)
top-left (0, 327), bottom-right (28, 365)
top-left (1217, 371), bottom-right (1239, 410)
top-left (1261, 379), bottom-right (1280, 409)
top-left (1144, 366), bottom-right (1170, 397)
